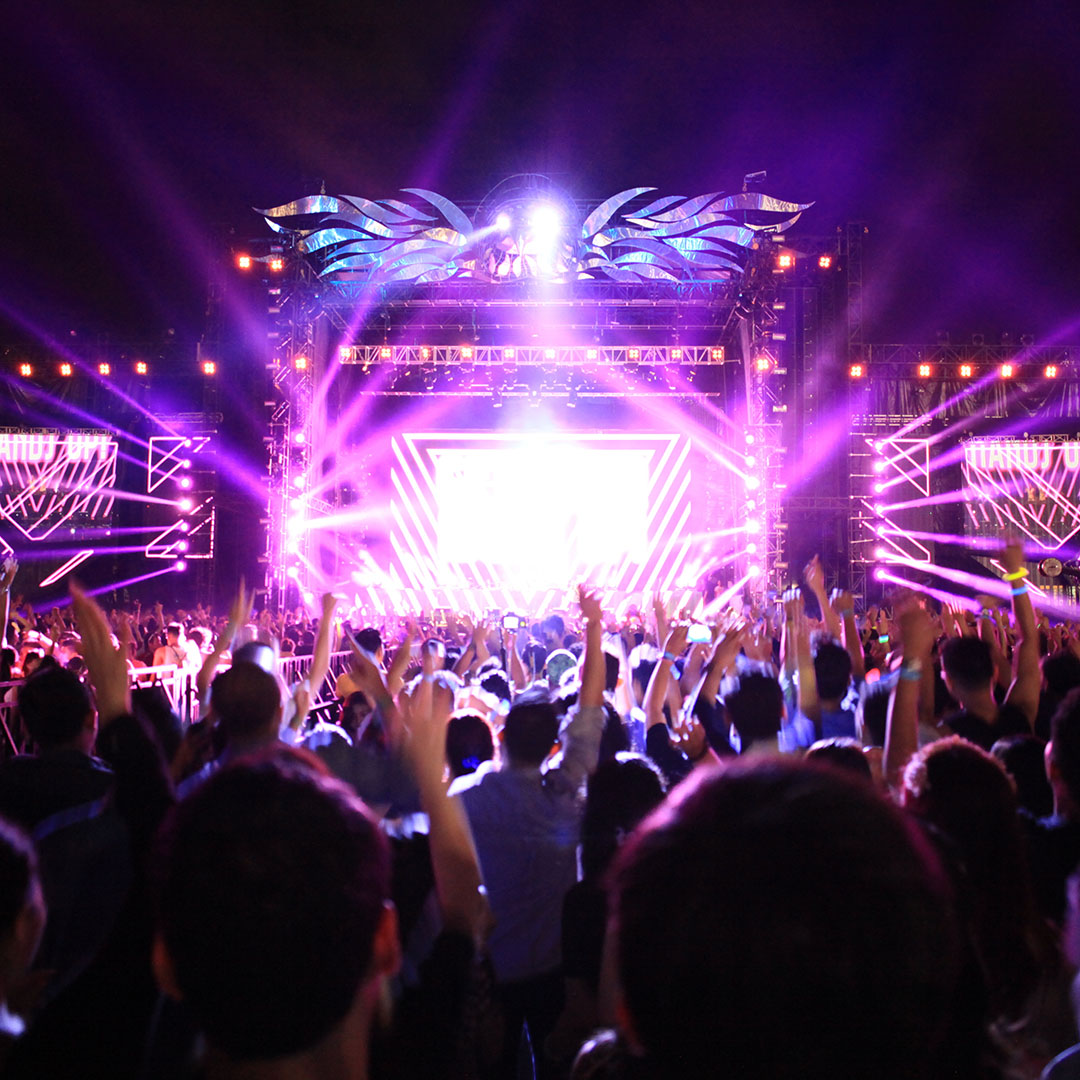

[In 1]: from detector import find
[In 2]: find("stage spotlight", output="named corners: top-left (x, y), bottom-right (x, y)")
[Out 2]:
top-left (627, 347), bottom-right (641, 360)
top-left (268, 256), bottom-right (285, 272)
top-left (503, 347), bottom-right (515, 359)
top-left (177, 540), bottom-right (189, 553)
top-left (178, 476), bottom-right (193, 491)
top-left (179, 521), bottom-right (189, 533)
top-left (530, 203), bottom-right (561, 236)
top-left (379, 346), bottom-right (392, 359)
top-left (873, 460), bottom-right (885, 473)
top-left (97, 362), bottom-right (111, 376)
top-left (748, 564), bottom-right (762, 578)
top-left (495, 212), bottom-right (512, 231)
top-left (420, 346), bottom-right (431, 360)
top-left (746, 519), bottom-right (761, 534)
top-left (873, 483), bottom-right (884, 494)
top-left (174, 560), bottom-right (187, 573)
top-left (776, 251), bottom-right (794, 270)
top-left (818, 254), bottom-right (832, 269)
top-left (135, 361), bottom-right (148, 375)
top-left (586, 348), bottom-right (598, 360)
top-left (873, 504), bottom-right (883, 516)
top-left (461, 346), bottom-right (474, 359)
top-left (17, 363), bottom-right (32, 377)
top-left (292, 475), bottom-right (305, 490)
top-left (1000, 363), bottom-right (1015, 378)
top-left (294, 431), bottom-right (306, 445)
top-left (917, 363), bottom-right (932, 377)
top-left (178, 497), bottom-right (193, 513)
top-left (545, 347), bottom-right (557, 360)
top-left (59, 362), bottom-right (73, 377)
top-left (848, 363), bottom-right (865, 378)
top-left (745, 434), bottom-right (755, 445)
top-left (338, 345), bottom-right (352, 360)
top-left (671, 348), bottom-right (682, 359)
top-left (236, 254), bottom-right (252, 270)
top-left (874, 546), bottom-right (887, 560)
top-left (201, 360), bottom-right (217, 376)
top-left (293, 355), bottom-right (308, 371)
top-left (959, 363), bottom-right (973, 378)
top-left (746, 542), bottom-right (758, 555)
top-left (711, 347), bottom-right (724, 361)
top-left (745, 477), bottom-right (761, 491)
top-left (754, 355), bottom-right (772, 373)
top-left (745, 456), bottom-right (756, 468)
top-left (286, 565), bottom-right (300, 580)
top-left (1045, 364), bottom-right (1059, 378)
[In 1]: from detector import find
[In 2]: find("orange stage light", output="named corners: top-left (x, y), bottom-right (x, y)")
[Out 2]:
top-left (959, 363), bottom-right (973, 378)
top-left (293, 356), bottom-right (308, 371)
top-left (18, 363), bottom-right (32, 377)
top-left (201, 360), bottom-right (217, 376)
top-left (818, 254), bottom-right (833, 269)
top-left (98, 362), bottom-right (111, 376)
top-left (236, 254), bottom-right (252, 270)
top-left (1000, 363), bottom-right (1015, 378)
top-left (1045, 364), bottom-right (1059, 378)
top-left (135, 361), bottom-right (148, 375)
top-left (849, 364), bottom-right (865, 378)
top-left (917, 363), bottom-right (932, 377)
top-left (268, 257), bottom-right (285, 272)
top-left (59, 363), bottom-right (73, 377)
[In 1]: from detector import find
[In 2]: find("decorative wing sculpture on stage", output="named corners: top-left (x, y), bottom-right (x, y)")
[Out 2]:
top-left (258, 180), bottom-right (811, 285)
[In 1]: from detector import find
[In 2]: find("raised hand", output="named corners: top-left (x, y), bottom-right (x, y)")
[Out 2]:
top-left (71, 584), bottom-right (131, 726)
top-left (578, 584), bottom-right (603, 625)
top-left (804, 554), bottom-right (826, 595)
top-left (663, 622), bottom-right (689, 660)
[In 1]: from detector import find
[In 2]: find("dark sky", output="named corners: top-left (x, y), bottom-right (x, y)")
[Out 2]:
top-left (2, 0), bottom-right (1078, 347)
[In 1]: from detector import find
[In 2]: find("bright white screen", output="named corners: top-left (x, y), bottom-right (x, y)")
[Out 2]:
top-left (434, 443), bottom-right (650, 584)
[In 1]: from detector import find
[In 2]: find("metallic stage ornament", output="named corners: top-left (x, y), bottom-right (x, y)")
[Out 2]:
top-left (258, 179), bottom-right (811, 285)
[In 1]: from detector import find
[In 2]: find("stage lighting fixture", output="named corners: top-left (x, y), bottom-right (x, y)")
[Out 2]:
top-left (873, 504), bottom-right (883, 516)
top-left (201, 360), bottom-right (217, 376)
top-left (746, 542), bottom-right (758, 555)
top-left (178, 497), bottom-right (193, 513)
top-left (917, 363), bottom-right (932, 377)
top-left (754, 355), bottom-right (772, 373)
top-left (746, 519), bottom-right (761, 534)
top-left (293, 355), bottom-right (308, 371)
top-left (98, 362), bottom-right (111, 376)
top-left (338, 345), bottom-right (352, 360)
top-left (380, 346), bottom-right (392, 359)
top-left (503, 348), bottom-right (515, 359)
top-left (671, 348), bottom-right (682, 359)
top-left (179, 521), bottom-right (189, 533)
top-left (1045, 364), bottom-right (1059, 378)
top-left (745, 434), bottom-right (755, 445)
top-left (17, 363), bottom-right (31, 377)
top-left (818, 254), bottom-right (832, 269)
top-left (849, 364), bottom-right (864, 378)
top-left (1000, 363), bottom-right (1015, 378)
top-left (461, 346), bottom-right (474, 359)
top-left (294, 431), bottom-right (306, 445)
top-left (178, 476), bottom-right (192, 491)
top-left (745, 477), bottom-right (761, 491)
top-left (495, 212), bottom-right (512, 231)
top-left (586, 348), bottom-right (598, 360)
top-left (286, 565), bottom-right (300, 580)
top-left (177, 540), bottom-right (189, 553)
top-left (529, 203), bottom-right (561, 235)
top-left (873, 460), bottom-right (885, 473)
top-left (135, 361), bottom-right (148, 375)
top-left (57, 362), bottom-right (73, 376)
top-left (236, 254), bottom-right (252, 270)
top-left (420, 347), bottom-right (431, 360)
top-left (268, 256), bottom-right (285, 272)
top-left (959, 363), bottom-right (973, 378)
top-left (874, 546), bottom-right (887, 560)
top-left (748, 564), bottom-right (762, 578)
top-left (174, 560), bottom-right (187, 573)
top-left (544, 347), bottom-right (557, 360)
top-left (711, 347), bottom-right (724, 361)
top-left (776, 251), bottom-right (794, 270)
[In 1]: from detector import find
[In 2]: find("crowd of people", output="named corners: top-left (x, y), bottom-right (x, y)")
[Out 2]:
top-left (2, 542), bottom-right (1080, 1077)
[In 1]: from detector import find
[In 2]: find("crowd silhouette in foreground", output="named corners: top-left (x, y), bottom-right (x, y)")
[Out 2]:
top-left (3, 543), bottom-right (1080, 1078)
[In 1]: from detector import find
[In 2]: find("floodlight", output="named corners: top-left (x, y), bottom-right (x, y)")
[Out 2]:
top-left (849, 363), bottom-right (864, 378)
top-left (236, 254), bottom-right (252, 270)
top-left (959, 363), bottom-right (973, 378)
top-left (1000, 363), bottom-right (1015, 378)
top-left (293, 356), bottom-right (308, 371)
top-left (917, 363), bottom-right (932, 377)
top-left (178, 476), bottom-right (192, 490)
top-left (748, 564), bottom-right (762, 578)
top-left (755, 355), bottom-right (772, 373)
top-left (495, 212), bottom-right (512, 231)
top-left (1045, 365), bottom-right (1059, 378)
top-left (178, 497), bottom-right (193, 512)
top-left (269, 257), bottom-right (285, 272)
top-left (174, 560), bottom-right (187, 573)
top-left (59, 363), bottom-right (73, 376)
top-left (776, 252), bottom-right (794, 269)
top-left (201, 360), bottom-right (216, 376)
top-left (17, 363), bottom-right (31, 377)
top-left (818, 254), bottom-right (832, 269)
top-left (135, 361), bottom-right (148, 375)
top-left (745, 476), bottom-right (761, 491)
top-left (98, 362), bottom-right (111, 376)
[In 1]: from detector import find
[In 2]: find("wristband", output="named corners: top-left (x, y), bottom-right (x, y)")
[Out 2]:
top-left (662, 651), bottom-right (677, 662)
top-left (877, 634), bottom-right (889, 644)
top-left (1003, 568), bottom-right (1028, 582)
top-left (1011, 584), bottom-right (1028, 597)
top-left (899, 667), bottom-right (922, 682)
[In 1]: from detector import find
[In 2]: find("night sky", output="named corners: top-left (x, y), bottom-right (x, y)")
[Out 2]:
top-left (2, 0), bottom-right (1078, 348)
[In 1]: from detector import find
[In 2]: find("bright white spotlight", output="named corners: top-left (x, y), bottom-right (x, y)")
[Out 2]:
top-left (530, 204), bottom-right (561, 245)
top-left (178, 476), bottom-right (192, 490)
top-left (746, 542), bottom-right (758, 555)
top-left (174, 560), bottom-right (187, 573)
top-left (177, 497), bottom-right (193, 513)
top-left (873, 504), bottom-right (884, 516)
top-left (745, 476), bottom-right (761, 491)
top-left (286, 565), bottom-right (300, 579)
top-left (748, 564), bottom-right (762, 578)
top-left (745, 456), bottom-right (756, 468)
top-left (872, 460), bottom-right (885, 473)
top-left (746, 519), bottom-right (761, 534)
top-left (745, 434), bottom-right (755, 445)
top-left (873, 483), bottom-right (883, 494)
top-left (177, 540), bottom-right (189, 552)
top-left (292, 475), bottom-right (305, 490)
top-left (874, 546), bottom-right (887, 559)
top-left (287, 515), bottom-right (305, 537)
top-left (495, 212), bottom-right (512, 231)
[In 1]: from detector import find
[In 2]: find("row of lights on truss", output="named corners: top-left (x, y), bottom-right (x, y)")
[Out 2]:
top-left (333, 345), bottom-right (727, 363)
top-left (848, 362), bottom-right (1061, 379)
top-left (774, 250), bottom-right (835, 272)
top-left (15, 361), bottom-right (220, 378)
